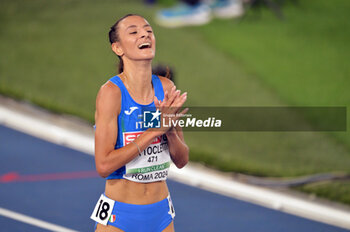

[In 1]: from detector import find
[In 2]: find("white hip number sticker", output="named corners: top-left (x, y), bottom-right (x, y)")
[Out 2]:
top-left (90, 194), bottom-right (115, 225)
top-left (167, 195), bottom-right (175, 219)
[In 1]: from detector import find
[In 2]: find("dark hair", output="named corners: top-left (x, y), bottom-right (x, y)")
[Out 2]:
top-left (109, 14), bottom-right (141, 73)
top-left (152, 64), bottom-right (174, 82)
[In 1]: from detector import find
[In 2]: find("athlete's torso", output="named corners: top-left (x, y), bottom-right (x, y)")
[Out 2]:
top-left (106, 75), bottom-right (171, 183)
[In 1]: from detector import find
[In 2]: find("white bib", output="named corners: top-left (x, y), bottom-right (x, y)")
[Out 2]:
top-left (123, 131), bottom-right (171, 183)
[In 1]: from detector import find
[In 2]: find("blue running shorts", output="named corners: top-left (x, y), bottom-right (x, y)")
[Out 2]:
top-left (93, 194), bottom-right (175, 232)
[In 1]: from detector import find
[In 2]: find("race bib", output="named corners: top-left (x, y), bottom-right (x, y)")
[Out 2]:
top-left (90, 194), bottom-right (115, 225)
top-left (123, 131), bottom-right (171, 183)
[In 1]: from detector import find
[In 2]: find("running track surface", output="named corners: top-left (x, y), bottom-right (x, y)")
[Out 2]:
top-left (0, 125), bottom-right (348, 232)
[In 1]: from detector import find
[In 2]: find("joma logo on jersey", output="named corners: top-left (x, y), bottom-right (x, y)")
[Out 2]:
top-left (124, 131), bottom-right (161, 146)
top-left (124, 106), bottom-right (138, 115)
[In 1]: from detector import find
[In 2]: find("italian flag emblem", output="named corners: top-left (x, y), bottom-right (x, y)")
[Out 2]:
top-left (109, 214), bottom-right (116, 223)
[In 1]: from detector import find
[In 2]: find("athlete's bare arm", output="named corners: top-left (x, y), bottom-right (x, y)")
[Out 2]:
top-left (158, 76), bottom-right (189, 169)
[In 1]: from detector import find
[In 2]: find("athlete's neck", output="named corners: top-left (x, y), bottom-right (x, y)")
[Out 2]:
top-left (120, 59), bottom-right (153, 102)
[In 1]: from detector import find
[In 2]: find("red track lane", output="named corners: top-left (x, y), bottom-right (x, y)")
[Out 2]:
top-left (0, 171), bottom-right (99, 183)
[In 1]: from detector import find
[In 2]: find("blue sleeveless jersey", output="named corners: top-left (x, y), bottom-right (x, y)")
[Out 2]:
top-left (106, 75), bottom-right (171, 183)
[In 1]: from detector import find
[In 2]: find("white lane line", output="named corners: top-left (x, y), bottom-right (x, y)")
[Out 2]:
top-left (0, 106), bottom-right (93, 155)
top-left (1, 104), bottom-right (350, 230)
top-left (0, 207), bottom-right (78, 232)
top-left (169, 164), bottom-right (350, 229)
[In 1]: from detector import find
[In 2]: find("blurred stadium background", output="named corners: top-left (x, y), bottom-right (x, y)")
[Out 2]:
top-left (1, 0), bottom-right (349, 208)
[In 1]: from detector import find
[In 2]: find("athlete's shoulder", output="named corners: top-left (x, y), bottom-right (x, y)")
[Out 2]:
top-left (98, 79), bottom-right (121, 99)
top-left (96, 79), bottom-right (122, 115)
top-left (157, 75), bottom-right (175, 92)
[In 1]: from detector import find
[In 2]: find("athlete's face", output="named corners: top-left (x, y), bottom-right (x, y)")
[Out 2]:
top-left (113, 16), bottom-right (156, 61)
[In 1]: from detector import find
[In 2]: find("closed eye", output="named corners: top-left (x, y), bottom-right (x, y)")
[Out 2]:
top-left (130, 31), bottom-right (137, 34)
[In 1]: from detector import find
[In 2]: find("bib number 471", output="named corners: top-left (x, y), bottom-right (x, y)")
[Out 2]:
top-left (90, 194), bottom-right (115, 225)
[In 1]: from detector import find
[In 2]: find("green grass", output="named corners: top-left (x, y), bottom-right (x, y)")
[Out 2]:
top-left (196, 0), bottom-right (350, 146)
top-left (1, 0), bottom-right (350, 204)
top-left (295, 180), bottom-right (350, 206)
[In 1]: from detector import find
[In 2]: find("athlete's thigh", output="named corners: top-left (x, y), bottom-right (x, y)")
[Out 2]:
top-left (162, 221), bottom-right (175, 232)
top-left (95, 223), bottom-right (124, 232)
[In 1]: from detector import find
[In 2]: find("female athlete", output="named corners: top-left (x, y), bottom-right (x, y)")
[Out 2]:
top-left (91, 14), bottom-right (189, 232)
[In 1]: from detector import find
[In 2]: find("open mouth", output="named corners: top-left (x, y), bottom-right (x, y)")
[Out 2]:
top-left (138, 42), bottom-right (151, 49)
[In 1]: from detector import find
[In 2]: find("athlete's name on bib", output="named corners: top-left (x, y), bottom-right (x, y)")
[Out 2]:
top-left (141, 142), bottom-right (168, 156)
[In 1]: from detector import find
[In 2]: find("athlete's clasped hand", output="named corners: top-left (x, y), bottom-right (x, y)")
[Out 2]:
top-left (153, 85), bottom-right (188, 134)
